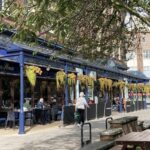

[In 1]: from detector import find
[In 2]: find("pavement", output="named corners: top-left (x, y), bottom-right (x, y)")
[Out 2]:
top-left (0, 109), bottom-right (150, 150)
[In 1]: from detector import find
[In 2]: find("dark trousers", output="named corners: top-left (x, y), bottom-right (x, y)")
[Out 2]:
top-left (77, 109), bottom-right (85, 124)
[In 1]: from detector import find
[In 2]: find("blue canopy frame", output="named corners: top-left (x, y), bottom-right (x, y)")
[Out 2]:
top-left (0, 30), bottom-right (149, 134)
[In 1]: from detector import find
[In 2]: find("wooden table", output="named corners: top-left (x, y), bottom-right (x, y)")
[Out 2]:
top-left (109, 116), bottom-right (138, 134)
top-left (115, 132), bottom-right (150, 150)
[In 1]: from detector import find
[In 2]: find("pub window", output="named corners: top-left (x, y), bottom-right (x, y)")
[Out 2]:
top-left (143, 50), bottom-right (150, 59)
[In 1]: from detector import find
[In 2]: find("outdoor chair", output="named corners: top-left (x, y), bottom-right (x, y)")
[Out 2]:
top-left (56, 110), bottom-right (62, 120)
top-left (100, 128), bottom-right (123, 141)
top-left (0, 118), bottom-right (6, 127)
top-left (25, 111), bottom-right (33, 126)
top-left (5, 110), bottom-right (15, 128)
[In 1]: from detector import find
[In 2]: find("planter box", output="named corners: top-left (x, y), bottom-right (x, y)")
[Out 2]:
top-left (105, 101), bottom-right (111, 116)
top-left (105, 108), bottom-right (111, 116)
top-left (130, 101), bottom-right (135, 112)
top-left (97, 101), bottom-right (104, 118)
top-left (87, 104), bottom-right (96, 120)
top-left (126, 101), bottom-right (130, 113)
top-left (63, 105), bottom-right (75, 125)
top-left (139, 101), bottom-right (142, 110)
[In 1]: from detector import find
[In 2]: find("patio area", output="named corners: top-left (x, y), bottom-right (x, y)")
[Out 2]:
top-left (0, 121), bottom-right (62, 135)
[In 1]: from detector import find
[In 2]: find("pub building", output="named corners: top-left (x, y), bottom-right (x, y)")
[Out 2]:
top-left (0, 30), bottom-right (149, 134)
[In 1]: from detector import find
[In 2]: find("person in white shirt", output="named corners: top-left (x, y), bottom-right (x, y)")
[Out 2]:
top-left (76, 92), bottom-right (89, 125)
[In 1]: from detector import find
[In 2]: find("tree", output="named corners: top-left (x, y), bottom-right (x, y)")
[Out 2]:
top-left (0, 0), bottom-right (150, 59)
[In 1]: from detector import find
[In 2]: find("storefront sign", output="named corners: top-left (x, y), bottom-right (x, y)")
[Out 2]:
top-left (0, 63), bottom-right (15, 72)
top-left (0, 60), bottom-right (19, 74)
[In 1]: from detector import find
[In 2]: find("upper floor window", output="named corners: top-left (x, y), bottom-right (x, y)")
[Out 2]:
top-left (0, 0), bottom-right (4, 11)
top-left (143, 50), bottom-right (150, 59)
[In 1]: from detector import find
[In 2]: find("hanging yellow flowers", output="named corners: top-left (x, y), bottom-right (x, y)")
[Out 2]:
top-left (25, 65), bottom-right (42, 87)
top-left (68, 73), bottom-right (76, 86)
top-left (128, 83), bottom-right (145, 92)
top-left (107, 79), bottom-right (113, 91)
top-left (98, 78), bottom-right (112, 93)
top-left (88, 76), bottom-right (95, 89)
top-left (113, 80), bottom-right (125, 92)
top-left (98, 78), bottom-right (105, 92)
top-left (127, 83), bottom-right (136, 91)
top-left (78, 75), bottom-right (88, 87)
top-left (78, 75), bottom-right (94, 89)
top-left (143, 85), bottom-right (150, 93)
top-left (56, 71), bottom-right (66, 89)
top-left (137, 83), bottom-right (144, 92)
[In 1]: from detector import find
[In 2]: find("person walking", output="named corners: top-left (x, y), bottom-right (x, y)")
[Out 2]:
top-left (75, 92), bottom-right (89, 126)
top-left (122, 97), bottom-right (127, 112)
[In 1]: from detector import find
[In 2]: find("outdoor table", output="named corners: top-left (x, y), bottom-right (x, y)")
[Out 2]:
top-left (14, 109), bottom-right (33, 121)
top-left (109, 116), bottom-right (138, 134)
top-left (115, 131), bottom-right (150, 150)
top-left (33, 108), bottom-right (51, 124)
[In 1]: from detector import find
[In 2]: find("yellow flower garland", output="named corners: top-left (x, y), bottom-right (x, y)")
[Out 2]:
top-left (98, 78), bottom-right (105, 92)
top-left (78, 75), bottom-right (94, 88)
top-left (98, 78), bottom-right (112, 93)
top-left (56, 71), bottom-right (66, 89)
top-left (78, 75), bottom-right (88, 87)
top-left (68, 73), bottom-right (76, 86)
top-left (107, 79), bottom-right (113, 91)
top-left (25, 65), bottom-right (42, 87)
top-left (137, 84), bottom-right (144, 92)
top-left (88, 76), bottom-right (95, 89)
top-left (127, 83), bottom-right (136, 91)
top-left (143, 85), bottom-right (150, 93)
top-left (113, 81), bottom-right (125, 92)
top-left (128, 83), bottom-right (145, 92)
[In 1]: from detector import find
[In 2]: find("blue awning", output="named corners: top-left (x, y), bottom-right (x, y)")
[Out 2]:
top-left (0, 30), bottom-right (149, 83)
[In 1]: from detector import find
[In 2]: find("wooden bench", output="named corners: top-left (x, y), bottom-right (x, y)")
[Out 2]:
top-left (109, 116), bottom-right (138, 134)
top-left (109, 145), bottom-right (123, 150)
top-left (143, 123), bottom-right (150, 130)
top-left (80, 141), bottom-right (115, 150)
top-left (137, 121), bottom-right (144, 131)
top-left (115, 131), bottom-right (150, 150)
top-left (136, 121), bottom-right (150, 131)
top-left (110, 145), bottom-right (137, 150)
top-left (100, 128), bottom-right (123, 141)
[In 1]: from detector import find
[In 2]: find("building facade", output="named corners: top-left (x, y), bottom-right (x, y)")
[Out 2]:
top-left (127, 32), bottom-right (150, 78)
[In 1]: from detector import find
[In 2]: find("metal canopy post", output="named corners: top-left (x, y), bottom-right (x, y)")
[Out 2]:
top-left (19, 51), bottom-right (25, 134)
top-left (144, 82), bottom-right (147, 109)
top-left (65, 62), bottom-right (68, 106)
top-left (136, 80), bottom-right (138, 111)
top-left (85, 67), bottom-right (88, 101)
top-left (119, 91), bottom-right (122, 113)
